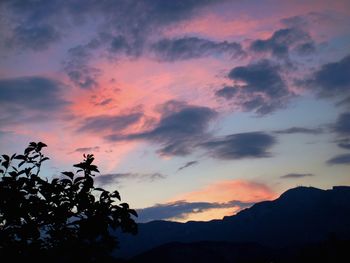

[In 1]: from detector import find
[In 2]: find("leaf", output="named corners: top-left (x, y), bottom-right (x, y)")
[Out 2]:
top-left (60, 179), bottom-right (72, 185)
top-left (129, 209), bottom-right (138, 217)
top-left (2, 161), bottom-right (9, 169)
top-left (9, 171), bottom-right (17, 177)
top-left (17, 170), bottom-right (26, 176)
top-left (120, 203), bottom-right (129, 209)
top-left (111, 190), bottom-right (121, 200)
top-left (61, 171), bottom-right (74, 180)
top-left (73, 162), bottom-right (86, 170)
top-left (24, 146), bottom-right (35, 155)
top-left (36, 142), bottom-right (47, 152)
top-left (14, 155), bottom-right (26, 160)
top-left (41, 157), bottom-right (50, 162)
top-left (90, 165), bottom-right (99, 173)
top-left (52, 178), bottom-right (59, 184)
top-left (74, 176), bottom-right (85, 184)
top-left (2, 155), bottom-right (10, 161)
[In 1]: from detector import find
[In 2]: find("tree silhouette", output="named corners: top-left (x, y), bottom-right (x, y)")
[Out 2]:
top-left (0, 142), bottom-right (137, 262)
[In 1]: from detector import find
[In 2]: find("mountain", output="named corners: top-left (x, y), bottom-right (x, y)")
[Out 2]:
top-left (130, 239), bottom-right (350, 263)
top-left (113, 186), bottom-right (350, 259)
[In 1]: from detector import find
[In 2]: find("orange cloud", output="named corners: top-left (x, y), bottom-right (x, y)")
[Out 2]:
top-left (169, 180), bottom-right (276, 222)
top-left (175, 180), bottom-right (276, 203)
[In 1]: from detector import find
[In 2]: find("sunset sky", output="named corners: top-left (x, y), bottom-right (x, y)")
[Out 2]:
top-left (1, 0), bottom-right (350, 222)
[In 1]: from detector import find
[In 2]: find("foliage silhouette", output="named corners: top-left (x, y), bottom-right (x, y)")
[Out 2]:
top-left (0, 142), bottom-right (137, 262)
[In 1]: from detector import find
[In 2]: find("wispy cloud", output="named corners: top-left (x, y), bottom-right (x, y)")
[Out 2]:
top-left (274, 127), bottom-right (323, 135)
top-left (200, 132), bottom-right (276, 160)
top-left (177, 161), bottom-right (198, 172)
top-left (151, 37), bottom-right (244, 61)
top-left (105, 101), bottom-right (217, 157)
top-left (96, 172), bottom-right (166, 186)
top-left (77, 113), bottom-right (143, 133)
top-left (0, 76), bottom-right (69, 125)
top-left (280, 173), bottom-right (315, 179)
top-left (327, 154), bottom-right (350, 165)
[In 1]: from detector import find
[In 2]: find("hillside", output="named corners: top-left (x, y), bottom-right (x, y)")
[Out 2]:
top-left (114, 186), bottom-right (350, 259)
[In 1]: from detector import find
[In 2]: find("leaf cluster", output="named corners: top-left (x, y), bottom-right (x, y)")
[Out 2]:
top-left (0, 142), bottom-right (137, 262)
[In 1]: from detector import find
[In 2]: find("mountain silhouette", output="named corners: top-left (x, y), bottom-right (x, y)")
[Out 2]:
top-left (113, 186), bottom-right (350, 260)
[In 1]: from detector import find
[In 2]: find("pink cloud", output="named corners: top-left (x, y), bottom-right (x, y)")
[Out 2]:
top-left (168, 179), bottom-right (276, 222)
top-left (175, 180), bottom-right (276, 203)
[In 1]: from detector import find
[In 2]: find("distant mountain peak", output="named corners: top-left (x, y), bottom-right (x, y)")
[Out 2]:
top-left (116, 186), bottom-right (350, 258)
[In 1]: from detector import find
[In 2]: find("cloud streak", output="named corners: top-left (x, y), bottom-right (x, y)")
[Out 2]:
top-left (327, 154), bottom-right (350, 165)
top-left (106, 101), bottom-right (217, 157)
top-left (333, 112), bottom-right (350, 136)
top-left (200, 132), bottom-right (276, 160)
top-left (77, 113), bottom-right (143, 133)
top-left (280, 173), bottom-right (315, 179)
top-left (274, 127), bottom-right (323, 135)
top-left (177, 161), bottom-right (198, 172)
top-left (0, 76), bottom-right (69, 125)
top-left (151, 37), bottom-right (244, 61)
top-left (96, 172), bottom-right (166, 186)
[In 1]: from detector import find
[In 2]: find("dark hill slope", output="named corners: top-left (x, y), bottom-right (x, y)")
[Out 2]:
top-left (114, 186), bottom-right (350, 258)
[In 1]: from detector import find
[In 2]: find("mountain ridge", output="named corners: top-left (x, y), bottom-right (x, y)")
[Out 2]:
top-left (114, 186), bottom-right (350, 258)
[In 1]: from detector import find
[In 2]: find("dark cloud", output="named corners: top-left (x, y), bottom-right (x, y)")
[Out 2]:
top-left (219, 59), bottom-right (292, 114)
top-left (250, 27), bottom-right (315, 58)
top-left (74, 146), bottom-right (100, 153)
top-left (177, 161), bottom-right (198, 172)
top-left (280, 173), bottom-right (314, 179)
top-left (329, 112), bottom-right (350, 151)
top-left (281, 15), bottom-right (309, 28)
top-left (77, 113), bottom-right (143, 133)
top-left (151, 37), bottom-right (244, 61)
top-left (106, 102), bottom-right (217, 157)
top-left (63, 42), bottom-right (102, 89)
top-left (110, 35), bottom-right (133, 54)
top-left (9, 24), bottom-right (60, 51)
top-left (327, 154), bottom-right (350, 165)
top-left (274, 127), bottom-right (323, 135)
top-left (96, 172), bottom-right (165, 186)
top-left (334, 138), bottom-right (350, 150)
top-left (215, 86), bottom-right (238, 99)
top-left (155, 100), bottom-right (188, 117)
top-left (137, 200), bottom-right (254, 222)
top-left (281, 12), bottom-right (336, 29)
top-left (200, 132), bottom-right (276, 160)
top-left (0, 76), bottom-right (67, 111)
top-left (333, 112), bottom-right (350, 136)
top-left (2, 0), bottom-right (221, 52)
top-left (294, 42), bottom-right (316, 56)
top-left (0, 76), bottom-right (68, 125)
top-left (304, 55), bottom-right (350, 98)
top-left (336, 96), bottom-right (350, 108)
top-left (228, 60), bottom-right (287, 97)
top-left (2, 0), bottom-right (223, 89)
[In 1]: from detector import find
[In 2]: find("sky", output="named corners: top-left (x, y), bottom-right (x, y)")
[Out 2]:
top-left (0, 0), bottom-right (350, 223)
